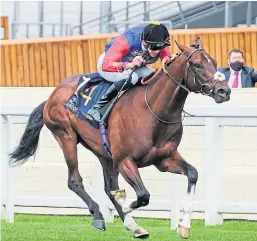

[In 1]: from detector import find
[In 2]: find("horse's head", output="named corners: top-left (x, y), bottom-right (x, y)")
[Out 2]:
top-left (174, 37), bottom-right (231, 103)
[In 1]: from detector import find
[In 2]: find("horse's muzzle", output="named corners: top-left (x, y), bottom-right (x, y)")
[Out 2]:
top-left (214, 87), bottom-right (231, 103)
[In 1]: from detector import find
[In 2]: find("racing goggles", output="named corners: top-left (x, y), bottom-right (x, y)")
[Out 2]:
top-left (145, 37), bottom-right (171, 51)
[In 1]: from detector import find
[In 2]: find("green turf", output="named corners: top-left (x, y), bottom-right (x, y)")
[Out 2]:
top-left (2, 214), bottom-right (257, 241)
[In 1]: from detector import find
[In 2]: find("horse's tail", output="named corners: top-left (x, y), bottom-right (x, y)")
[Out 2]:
top-left (9, 101), bottom-right (46, 167)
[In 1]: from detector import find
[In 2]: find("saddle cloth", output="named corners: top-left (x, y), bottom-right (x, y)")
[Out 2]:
top-left (64, 72), bottom-right (112, 129)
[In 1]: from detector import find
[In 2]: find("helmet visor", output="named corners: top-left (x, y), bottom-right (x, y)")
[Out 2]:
top-left (146, 44), bottom-right (164, 51)
top-left (145, 37), bottom-right (171, 51)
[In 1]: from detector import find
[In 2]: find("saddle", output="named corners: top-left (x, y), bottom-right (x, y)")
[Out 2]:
top-left (64, 72), bottom-right (113, 129)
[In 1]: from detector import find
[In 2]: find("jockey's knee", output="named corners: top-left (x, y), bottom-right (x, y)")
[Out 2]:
top-left (114, 72), bottom-right (138, 90)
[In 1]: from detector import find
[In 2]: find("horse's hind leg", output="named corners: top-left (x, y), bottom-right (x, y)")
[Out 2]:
top-left (52, 129), bottom-right (105, 231)
top-left (154, 151), bottom-right (198, 239)
top-left (99, 157), bottom-right (149, 239)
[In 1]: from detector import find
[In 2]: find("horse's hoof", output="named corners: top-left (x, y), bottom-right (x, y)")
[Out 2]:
top-left (176, 224), bottom-right (190, 239)
top-left (91, 219), bottom-right (106, 231)
top-left (134, 228), bottom-right (149, 239)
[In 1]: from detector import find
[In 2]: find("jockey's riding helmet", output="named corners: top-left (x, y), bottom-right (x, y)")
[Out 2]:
top-left (142, 22), bottom-right (171, 50)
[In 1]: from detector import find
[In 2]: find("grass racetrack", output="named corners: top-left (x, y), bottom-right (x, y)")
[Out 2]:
top-left (2, 214), bottom-right (257, 241)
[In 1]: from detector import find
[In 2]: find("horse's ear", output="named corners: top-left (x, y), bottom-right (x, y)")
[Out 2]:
top-left (195, 37), bottom-right (204, 49)
top-left (175, 40), bottom-right (191, 55)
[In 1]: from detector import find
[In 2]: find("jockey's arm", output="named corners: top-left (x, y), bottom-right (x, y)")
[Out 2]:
top-left (102, 36), bottom-right (130, 72)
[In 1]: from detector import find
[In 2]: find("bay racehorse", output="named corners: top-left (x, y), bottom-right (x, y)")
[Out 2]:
top-left (10, 38), bottom-right (231, 239)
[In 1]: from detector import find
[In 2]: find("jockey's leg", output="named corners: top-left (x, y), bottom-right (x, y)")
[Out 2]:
top-left (87, 68), bottom-right (139, 122)
top-left (134, 65), bottom-right (155, 80)
top-left (87, 53), bottom-right (156, 122)
top-left (86, 84), bottom-right (120, 122)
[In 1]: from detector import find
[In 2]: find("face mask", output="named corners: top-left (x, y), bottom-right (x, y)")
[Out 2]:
top-left (230, 61), bottom-right (243, 71)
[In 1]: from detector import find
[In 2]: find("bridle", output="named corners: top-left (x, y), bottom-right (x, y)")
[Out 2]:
top-left (144, 48), bottom-right (218, 124)
top-left (163, 48), bottom-right (219, 96)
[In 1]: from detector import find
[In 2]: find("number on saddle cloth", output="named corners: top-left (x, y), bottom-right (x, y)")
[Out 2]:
top-left (64, 72), bottom-right (112, 127)
top-left (75, 72), bottom-right (103, 97)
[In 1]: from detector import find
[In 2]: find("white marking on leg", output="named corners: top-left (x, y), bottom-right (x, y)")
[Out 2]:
top-left (113, 193), bottom-right (140, 231)
top-left (111, 189), bottom-right (126, 204)
top-left (124, 214), bottom-right (140, 231)
top-left (124, 214), bottom-right (149, 238)
top-left (180, 185), bottom-right (195, 229)
top-left (111, 190), bottom-right (142, 232)
top-left (110, 189), bottom-right (133, 214)
top-left (122, 203), bottom-right (133, 214)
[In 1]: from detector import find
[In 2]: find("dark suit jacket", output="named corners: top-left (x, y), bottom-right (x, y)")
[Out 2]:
top-left (218, 66), bottom-right (257, 88)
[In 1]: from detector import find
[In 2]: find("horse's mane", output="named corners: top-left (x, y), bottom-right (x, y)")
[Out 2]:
top-left (167, 44), bottom-right (200, 67)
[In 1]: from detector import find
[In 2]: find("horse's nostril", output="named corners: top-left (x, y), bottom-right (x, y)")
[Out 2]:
top-left (217, 89), bottom-right (227, 95)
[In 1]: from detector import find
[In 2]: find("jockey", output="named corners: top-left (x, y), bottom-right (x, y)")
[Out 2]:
top-left (87, 22), bottom-right (172, 122)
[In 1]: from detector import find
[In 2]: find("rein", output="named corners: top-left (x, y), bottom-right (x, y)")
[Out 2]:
top-left (144, 80), bottom-right (187, 124)
top-left (140, 57), bottom-right (167, 86)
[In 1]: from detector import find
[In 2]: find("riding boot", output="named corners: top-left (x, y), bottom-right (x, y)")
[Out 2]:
top-left (87, 75), bottom-right (134, 122)
top-left (87, 77), bottom-right (133, 122)
top-left (87, 84), bottom-right (119, 122)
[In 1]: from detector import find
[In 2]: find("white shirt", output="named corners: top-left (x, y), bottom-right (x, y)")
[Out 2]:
top-left (228, 68), bottom-right (242, 88)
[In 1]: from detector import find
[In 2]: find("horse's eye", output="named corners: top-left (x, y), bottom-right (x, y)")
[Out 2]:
top-left (194, 64), bottom-right (201, 69)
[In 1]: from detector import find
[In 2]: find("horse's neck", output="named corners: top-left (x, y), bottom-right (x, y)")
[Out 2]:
top-left (148, 58), bottom-right (188, 123)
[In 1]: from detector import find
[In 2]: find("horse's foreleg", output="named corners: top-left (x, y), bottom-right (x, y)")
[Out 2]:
top-left (118, 157), bottom-right (150, 213)
top-left (154, 151), bottom-right (198, 239)
top-left (99, 157), bottom-right (149, 239)
top-left (53, 131), bottom-right (105, 231)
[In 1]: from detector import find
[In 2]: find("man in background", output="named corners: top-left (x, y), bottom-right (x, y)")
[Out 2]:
top-left (218, 48), bottom-right (257, 88)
